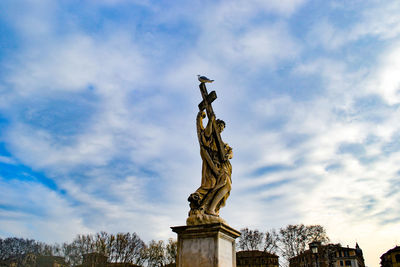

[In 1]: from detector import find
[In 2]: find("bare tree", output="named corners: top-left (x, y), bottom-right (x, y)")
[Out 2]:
top-left (0, 226), bottom-right (328, 267)
top-left (278, 224), bottom-right (308, 261)
top-left (50, 243), bottom-right (63, 257)
top-left (278, 224), bottom-right (330, 263)
top-left (144, 240), bottom-right (166, 267)
top-left (263, 229), bottom-right (279, 253)
top-left (165, 238), bottom-right (177, 265)
top-left (109, 232), bottom-right (145, 265)
top-left (37, 241), bottom-right (53, 256)
top-left (60, 241), bottom-right (81, 266)
top-left (110, 233), bottom-right (128, 263)
top-left (0, 237), bottom-right (40, 261)
top-left (0, 232), bottom-right (148, 266)
top-left (65, 235), bottom-right (94, 266)
top-left (73, 234), bottom-right (95, 256)
top-left (306, 225), bottom-right (329, 244)
top-left (237, 228), bottom-right (279, 254)
top-left (94, 231), bottom-right (111, 257)
top-left (236, 224), bottom-right (329, 267)
top-left (238, 228), bottom-right (264, 251)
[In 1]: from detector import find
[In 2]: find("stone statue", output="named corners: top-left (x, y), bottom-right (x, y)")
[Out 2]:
top-left (187, 80), bottom-right (233, 225)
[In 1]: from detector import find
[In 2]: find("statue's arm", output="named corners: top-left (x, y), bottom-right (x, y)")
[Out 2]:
top-left (197, 111), bottom-right (220, 176)
top-left (196, 111), bottom-right (205, 141)
top-left (204, 114), bottom-right (214, 138)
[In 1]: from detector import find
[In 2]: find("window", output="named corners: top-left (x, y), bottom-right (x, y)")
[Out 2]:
top-left (340, 260), bottom-right (344, 266)
top-left (395, 254), bottom-right (400, 263)
top-left (345, 260), bottom-right (352, 266)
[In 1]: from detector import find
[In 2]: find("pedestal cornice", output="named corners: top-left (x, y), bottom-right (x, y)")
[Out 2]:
top-left (171, 223), bottom-right (241, 238)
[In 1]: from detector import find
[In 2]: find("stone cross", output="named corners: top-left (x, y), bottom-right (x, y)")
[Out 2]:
top-left (198, 83), bottom-right (226, 162)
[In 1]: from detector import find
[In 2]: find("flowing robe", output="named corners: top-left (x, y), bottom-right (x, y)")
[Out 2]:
top-left (191, 111), bottom-right (232, 215)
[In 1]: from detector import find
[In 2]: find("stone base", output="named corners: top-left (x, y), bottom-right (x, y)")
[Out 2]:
top-left (171, 223), bottom-right (241, 267)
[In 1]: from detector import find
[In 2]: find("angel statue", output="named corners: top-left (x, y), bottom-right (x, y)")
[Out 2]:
top-left (187, 81), bottom-right (233, 225)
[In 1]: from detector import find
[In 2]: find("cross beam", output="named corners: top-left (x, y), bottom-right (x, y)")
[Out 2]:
top-left (198, 83), bottom-right (226, 162)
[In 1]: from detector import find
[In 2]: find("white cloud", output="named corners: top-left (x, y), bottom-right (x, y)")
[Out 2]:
top-left (213, 0), bottom-right (307, 22)
top-left (0, 156), bottom-right (16, 164)
top-left (367, 43), bottom-right (400, 105)
top-left (307, 1), bottom-right (400, 50)
top-left (0, 178), bottom-right (90, 243)
top-left (5, 122), bottom-right (114, 170)
top-left (5, 33), bottom-right (147, 96)
top-left (350, 1), bottom-right (400, 41)
top-left (0, 27), bottom-right (158, 172)
top-left (234, 22), bottom-right (400, 266)
top-left (2, 1), bottom-right (400, 267)
top-left (307, 19), bottom-right (346, 50)
top-left (3, 0), bottom-right (57, 39)
top-left (234, 24), bottom-right (301, 68)
top-left (193, 21), bottom-right (302, 72)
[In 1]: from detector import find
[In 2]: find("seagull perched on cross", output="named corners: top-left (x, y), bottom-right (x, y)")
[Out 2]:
top-left (197, 75), bottom-right (214, 83)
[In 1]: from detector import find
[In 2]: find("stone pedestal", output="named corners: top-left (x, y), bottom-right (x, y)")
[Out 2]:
top-left (171, 223), bottom-right (241, 267)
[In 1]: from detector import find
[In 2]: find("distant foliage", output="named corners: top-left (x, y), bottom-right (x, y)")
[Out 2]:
top-left (63, 231), bottom-right (146, 266)
top-left (237, 224), bottom-right (330, 266)
top-left (1, 224), bottom-right (327, 267)
top-left (144, 240), bottom-right (166, 267)
top-left (279, 224), bottom-right (330, 261)
top-left (0, 233), bottom-right (176, 267)
top-left (238, 228), bottom-right (264, 251)
top-left (165, 238), bottom-right (177, 265)
top-left (238, 228), bottom-right (279, 253)
top-left (143, 238), bottom-right (177, 267)
top-left (0, 237), bottom-right (42, 260)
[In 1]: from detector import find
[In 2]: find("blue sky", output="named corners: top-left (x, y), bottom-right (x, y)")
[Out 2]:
top-left (1, 0), bottom-right (400, 266)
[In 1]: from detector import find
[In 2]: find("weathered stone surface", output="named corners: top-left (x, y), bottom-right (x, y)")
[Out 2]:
top-left (171, 223), bottom-right (240, 267)
top-left (186, 209), bottom-right (227, 225)
top-left (218, 235), bottom-right (234, 266)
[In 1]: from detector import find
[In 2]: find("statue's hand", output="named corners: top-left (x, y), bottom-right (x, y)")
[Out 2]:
top-left (224, 143), bottom-right (233, 160)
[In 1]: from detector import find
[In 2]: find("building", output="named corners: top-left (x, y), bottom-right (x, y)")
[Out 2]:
top-left (79, 252), bottom-right (108, 267)
top-left (76, 252), bottom-right (141, 267)
top-left (0, 254), bottom-right (68, 267)
top-left (236, 250), bottom-right (279, 267)
top-left (381, 246), bottom-right (400, 267)
top-left (289, 242), bottom-right (365, 267)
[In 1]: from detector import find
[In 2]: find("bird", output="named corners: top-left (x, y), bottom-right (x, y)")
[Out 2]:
top-left (197, 75), bottom-right (214, 83)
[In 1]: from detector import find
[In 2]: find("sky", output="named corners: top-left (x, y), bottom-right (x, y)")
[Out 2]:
top-left (0, 0), bottom-right (400, 266)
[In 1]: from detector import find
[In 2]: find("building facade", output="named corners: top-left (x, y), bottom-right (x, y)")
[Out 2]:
top-left (236, 250), bottom-right (279, 267)
top-left (381, 246), bottom-right (400, 267)
top-left (289, 243), bottom-right (365, 267)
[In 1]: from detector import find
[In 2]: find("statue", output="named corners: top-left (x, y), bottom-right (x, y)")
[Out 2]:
top-left (187, 77), bottom-right (233, 225)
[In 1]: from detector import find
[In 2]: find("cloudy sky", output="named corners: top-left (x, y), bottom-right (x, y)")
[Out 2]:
top-left (1, 0), bottom-right (400, 266)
